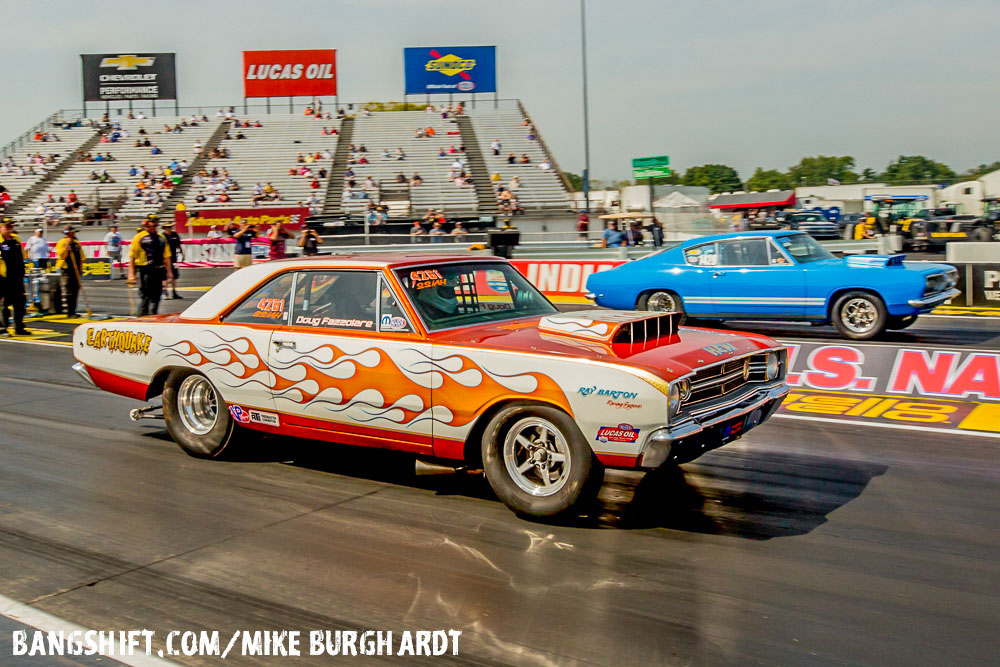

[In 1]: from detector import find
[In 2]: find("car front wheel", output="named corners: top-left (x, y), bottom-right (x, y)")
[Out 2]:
top-left (832, 291), bottom-right (887, 340)
top-left (482, 404), bottom-right (603, 519)
top-left (163, 370), bottom-right (236, 458)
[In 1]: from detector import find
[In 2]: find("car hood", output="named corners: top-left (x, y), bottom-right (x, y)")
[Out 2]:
top-left (809, 256), bottom-right (954, 276)
top-left (430, 312), bottom-right (781, 382)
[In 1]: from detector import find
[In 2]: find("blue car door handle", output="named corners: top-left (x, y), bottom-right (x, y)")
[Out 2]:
top-left (712, 271), bottom-right (725, 278)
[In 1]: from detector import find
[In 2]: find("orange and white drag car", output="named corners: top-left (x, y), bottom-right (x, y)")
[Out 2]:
top-left (72, 254), bottom-right (789, 518)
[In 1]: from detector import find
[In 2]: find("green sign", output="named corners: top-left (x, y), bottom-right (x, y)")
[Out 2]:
top-left (632, 155), bottom-right (670, 180)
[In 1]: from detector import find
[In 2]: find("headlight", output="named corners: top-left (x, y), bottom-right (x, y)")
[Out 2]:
top-left (667, 380), bottom-right (688, 419)
top-left (766, 352), bottom-right (780, 380)
top-left (946, 269), bottom-right (959, 287)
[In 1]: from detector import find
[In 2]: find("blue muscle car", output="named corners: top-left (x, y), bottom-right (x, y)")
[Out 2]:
top-left (585, 231), bottom-right (959, 340)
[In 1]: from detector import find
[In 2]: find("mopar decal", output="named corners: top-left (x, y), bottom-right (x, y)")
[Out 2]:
top-left (86, 328), bottom-right (151, 355)
top-left (596, 423), bottom-right (640, 443)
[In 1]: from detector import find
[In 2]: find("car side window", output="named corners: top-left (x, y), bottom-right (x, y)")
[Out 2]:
top-left (223, 273), bottom-right (294, 324)
top-left (291, 270), bottom-right (378, 331)
top-left (378, 276), bottom-right (412, 333)
top-left (684, 243), bottom-right (718, 266)
top-left (767, 240), bottom-right (792, 265)
top-left (718, 239), bottom-right (770, 266)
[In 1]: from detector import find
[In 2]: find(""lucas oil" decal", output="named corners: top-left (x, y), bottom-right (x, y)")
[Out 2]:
top-left (596, 423), bottom-right (640, 443)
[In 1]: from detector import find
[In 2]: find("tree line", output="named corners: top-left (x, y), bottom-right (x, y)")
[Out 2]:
top-left (564, 156), bottom-right (1000, 194)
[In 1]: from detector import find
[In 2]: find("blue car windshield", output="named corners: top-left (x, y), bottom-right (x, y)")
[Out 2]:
top-left (777, 234), bottom-right (834, 264)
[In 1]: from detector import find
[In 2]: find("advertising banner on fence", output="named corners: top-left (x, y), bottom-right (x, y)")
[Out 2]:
top-left (81, 53), bottom-right (177, 101)
top-left (243, 50), bottom-right (337, 98)
top-left (510, 260), bottom-right (624, 303)
top-left (404, 46), bottom-right (496, 94)
top-left (173, 208), bottom-right (308, 234)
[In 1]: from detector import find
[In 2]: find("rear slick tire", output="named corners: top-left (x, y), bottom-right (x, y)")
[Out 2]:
top-left (163, 370), bottom-right (236, 459)
top-left (482, 404), bottom-right (603, 520)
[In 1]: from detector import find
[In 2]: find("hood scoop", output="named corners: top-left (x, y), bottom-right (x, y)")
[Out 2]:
top-left (845, 254), bottom-right (905, 268)
top-left (537, 310), bottom-right (681, 344)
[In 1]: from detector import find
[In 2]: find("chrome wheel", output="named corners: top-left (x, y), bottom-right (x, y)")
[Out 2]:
top-left (503, 417), bottom-right (571, 497)
top-left (841, 298), bottom-right (878, 334)
top-left (176, 374), bottom-right (219, 436)
top-left (646, 291), bottom-right (678, 312)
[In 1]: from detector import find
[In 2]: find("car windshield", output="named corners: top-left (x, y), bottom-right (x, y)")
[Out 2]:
top-left (395, 262), bottom-right (557, 330)
top-left (776, 233), bottom-right (835, 263)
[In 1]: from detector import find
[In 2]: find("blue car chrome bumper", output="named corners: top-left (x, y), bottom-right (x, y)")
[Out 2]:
top-left (908, 288), bottom-right (960, 309)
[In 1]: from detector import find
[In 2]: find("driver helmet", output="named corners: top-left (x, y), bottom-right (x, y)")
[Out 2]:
top-left (416, 278), bottom-right (459, 315)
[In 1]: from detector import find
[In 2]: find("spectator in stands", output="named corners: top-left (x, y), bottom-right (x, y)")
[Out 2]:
top-left (425, 127), bottom-right (436, 138)
top-left (206, 226), bottom-right (223, 239)
top-left (195, 191), bottom-right (207, 204)
top-left (232, 222), bottom-right (256, 270)
top-left (128, 165), bottom-right (138, 177)
top-left (151, 145), bottom-right (162, 155)
top-left (317, 167), bottom-right (327, 179)
top-left (430, 222), bottom-right (446, 243)
top-left (337, 108), bottom-right (346, 119)
top-left (395, 148), bottom-right (406, 161)
top-left (364, 176), bottom-right (376, 190)
top-left (448, 145), bottom-right (457, 154)
top-left (422, 209), bottom-right (436, 225)
top-left (539, 158), bottom-right (553, 171)
top-left (396, 172), bottom-right (408, 184)
top-left (103, 224), bottom-right (123, 279)
top-left (218, 192), bottom-right (231, 203)
top-left (491, 139), bottom-right (501, 156)
top-left (381, 148), bottom-right (391, 160)
top-left (508, 176), bottom-right (520, 192)
top-left (411, 173), bottom-right (423, 186)
top-left (235, 131), bottom-right (246, 140)
top-left (310, 179), bottom-right (321, 190)
top-left (410, 220), bottom-right (426, 242)
top-left (304, 106), bottom-right (315, 116)
top-left (450, 221), bottom-right (467, 240)
top-left (414, 128), bottom-right (426, 139)
top-left (520, 154), bottom-right (531, 164)
top-left (298, 228), bottom-right (323, 256)
top-left (576, 211), bottom-right (590, 240)
top-left (601, 220), bottom-right (625, 248)
top-left (26, 228), bottom-right (49, 271)
top-left (526, 128), bottom-right (537, 141)
top-left (507, 152), bottom-right (517, 165)
top-left (490, 172), bottom-right (501, 185)
top-left (268, 222), bottom-right (294, 260)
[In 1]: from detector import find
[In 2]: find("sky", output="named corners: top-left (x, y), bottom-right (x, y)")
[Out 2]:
top-left (1, 0), bottom-right (997, 182)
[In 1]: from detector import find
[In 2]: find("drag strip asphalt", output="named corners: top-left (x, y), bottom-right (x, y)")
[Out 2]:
top-left (0, 344), bottom-right (998, 665)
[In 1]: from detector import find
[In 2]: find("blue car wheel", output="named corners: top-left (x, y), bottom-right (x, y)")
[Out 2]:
top-left (832, 291), bottom-right (888, 340)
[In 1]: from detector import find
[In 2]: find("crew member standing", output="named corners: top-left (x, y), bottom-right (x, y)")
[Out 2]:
top-left (128, 215), bottom-right (173, 316)
top-left (0, 218), bottom-right (29, 336)
top-left (103, 224), bottom-right (123, 279)
top-left (55, 225), bottom-right (84, 318)
top-left (161, 221), bottom-right (183, 300)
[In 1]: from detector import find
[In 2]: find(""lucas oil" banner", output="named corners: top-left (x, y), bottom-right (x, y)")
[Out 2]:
top-left (243, 50), bottom-right (337, 98)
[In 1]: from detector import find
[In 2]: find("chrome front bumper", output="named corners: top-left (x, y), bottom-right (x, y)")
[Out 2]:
top-left (908, 288), bottom-right (960, 308)
top-left (638, 382), bottom-right (788, 468)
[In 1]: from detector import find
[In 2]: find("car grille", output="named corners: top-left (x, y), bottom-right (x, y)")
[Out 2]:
top-left (686, 352), bottom-right (771, 408)
top-left (925, 273), bottom-right (947, 295)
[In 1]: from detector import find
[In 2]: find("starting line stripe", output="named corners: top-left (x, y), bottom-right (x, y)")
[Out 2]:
top-left (0, 593), bottom-right (175, 666)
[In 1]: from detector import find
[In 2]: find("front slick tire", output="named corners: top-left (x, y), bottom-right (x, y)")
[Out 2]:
top-left (482, 404), bottom-right (603, 520)
top-left (163, 370), bottom-right (236, 458)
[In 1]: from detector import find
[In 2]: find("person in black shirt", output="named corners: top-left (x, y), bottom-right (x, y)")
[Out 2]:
top-left (0, 219), bottom-right (29, 335)
top-left (161, 222), bottom-right (184, 300)
top-left (298, 228), bottom-right (323, 256)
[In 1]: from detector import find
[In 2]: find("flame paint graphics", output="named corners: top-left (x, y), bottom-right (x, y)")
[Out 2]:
top-left (159, 332), bottom-right (569, 430)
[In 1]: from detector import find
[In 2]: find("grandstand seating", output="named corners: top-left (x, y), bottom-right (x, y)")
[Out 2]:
top-left (0, 128), bottom-right (99, 209)
top-left (466, 108), bottom-right (571, 210)
top-left (347, 110), bottom-right (478, 216)
top-left (17, 117), bottom-right (222, 220)
top-left (181, 114), bottom-right (340, 211)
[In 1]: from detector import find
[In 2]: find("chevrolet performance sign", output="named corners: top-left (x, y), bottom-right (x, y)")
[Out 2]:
top-left (81, 53), bottom-right (177, 101)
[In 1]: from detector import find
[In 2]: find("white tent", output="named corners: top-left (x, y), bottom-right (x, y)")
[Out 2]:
top-left (653, 191), bottom-right (700, 209)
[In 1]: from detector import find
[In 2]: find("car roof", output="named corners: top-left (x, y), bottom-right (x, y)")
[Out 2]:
top-left (265, 252), bottom-right (496, 270)
top-left (681, 230), bottom-right (803, 245)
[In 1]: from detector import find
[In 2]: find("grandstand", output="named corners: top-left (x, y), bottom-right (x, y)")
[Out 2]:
top-left (345, 110), bottom-right (478, 216)
top-left (466, 107), bottom-right (572, 211)
top-left (16, 117), bottom-right (223, 220)
top-left (2, 101), bottom-right (574, 225)
top-left (180, 114), bottom-right (340, 211)
top-left (0, 127), bottom-right (99, 213)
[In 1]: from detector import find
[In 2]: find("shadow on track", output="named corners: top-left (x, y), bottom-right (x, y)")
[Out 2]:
top-left (141, 428), bottom-right (887, 538)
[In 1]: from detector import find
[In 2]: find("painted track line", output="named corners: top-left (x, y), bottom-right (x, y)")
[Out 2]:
top-left (0, 593), bottom-right (176, 666)
top-left (774, 413), bottom-right (1000, 439)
